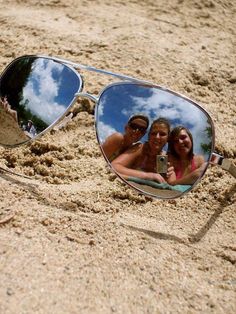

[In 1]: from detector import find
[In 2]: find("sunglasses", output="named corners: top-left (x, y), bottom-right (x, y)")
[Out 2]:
top-left (0, 55), bottom-right (235, 199)
top-left (128, 122), bottom-right (147, 133)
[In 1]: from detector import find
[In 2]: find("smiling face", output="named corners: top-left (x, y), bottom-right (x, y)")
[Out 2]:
top-left (173, 129), bottom-right (193, 158)
top-left (148, 122), bottom-right (169, 154)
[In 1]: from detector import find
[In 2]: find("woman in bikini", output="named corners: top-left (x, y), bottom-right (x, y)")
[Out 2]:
top-left (102, 114), bottom-right (149, 161)
top-left (112, 117), bottom-right (174, 183)
top-left (167, 126), bottom-right (206, 185)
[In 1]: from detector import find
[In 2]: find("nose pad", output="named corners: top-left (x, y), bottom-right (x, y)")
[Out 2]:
top-left (55, 96), bottom-right (96, 132)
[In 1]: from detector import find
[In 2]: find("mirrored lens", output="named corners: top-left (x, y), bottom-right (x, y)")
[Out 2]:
top-left (0, 56), bottom-right (82, 146)
top-left (96, 83), bottom-right (214, 199)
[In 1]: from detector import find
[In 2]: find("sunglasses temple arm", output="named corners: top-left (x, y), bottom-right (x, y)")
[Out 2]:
top-left (52, 56), bottom-right (148, 83)
top-left (81, 66), bottom-right (144, 82)
top-left (211, 152), bottom-right (236, 178)
top-left (0, 166), bottom-right (31, 179)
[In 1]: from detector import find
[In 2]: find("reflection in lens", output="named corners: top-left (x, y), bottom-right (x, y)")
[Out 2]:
top-left (101, 113), bottom-right (150, 161)
top-left (0, 56), bottom-right (82, 146)
top-left (96, 83), bottom-right (213, 199)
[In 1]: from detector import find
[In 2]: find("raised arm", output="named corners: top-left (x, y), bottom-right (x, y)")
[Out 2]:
top-left (111, 144), bottom-right (166, 183)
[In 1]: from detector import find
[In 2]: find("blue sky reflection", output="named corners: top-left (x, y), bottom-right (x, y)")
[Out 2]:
top-left (97, 84), bottom-right (212, 158)
top-left (21, 58), bottom-right (79, 125)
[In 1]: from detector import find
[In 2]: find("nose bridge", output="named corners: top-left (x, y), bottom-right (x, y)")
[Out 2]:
top-left (75, 92), bottom-right (98, 103)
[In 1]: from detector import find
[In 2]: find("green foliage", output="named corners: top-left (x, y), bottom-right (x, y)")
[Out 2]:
top-left (1, 57), bottom-right (48, 133)
top-left (201, 124), bottom-right (212, 154)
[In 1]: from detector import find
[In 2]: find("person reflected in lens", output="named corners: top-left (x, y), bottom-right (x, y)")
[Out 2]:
top-left (167, 126), bottom-right (206, 185)
top-left (22, 120), bottom-right (37, 138)
top-left (102, 114), bottom-right (149, 161)
top-left (112, 117), bottom-right (174, 183)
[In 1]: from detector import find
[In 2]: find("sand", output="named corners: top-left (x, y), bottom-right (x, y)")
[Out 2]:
top-left (0, 0), bottom-right (235, 313)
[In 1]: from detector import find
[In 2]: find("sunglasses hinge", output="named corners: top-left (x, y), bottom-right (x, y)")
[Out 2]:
top-left (211, 152), bottom-right (236, 178)
top-left (211, 152), bottom-right (224, 165)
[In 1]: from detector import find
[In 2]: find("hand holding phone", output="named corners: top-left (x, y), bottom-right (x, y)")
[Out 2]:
top-left (156, 155), bottom-right (168, 174)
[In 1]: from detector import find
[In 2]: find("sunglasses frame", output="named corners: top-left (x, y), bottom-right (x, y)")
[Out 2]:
top-left (0, 54), bottom-right (235, 198)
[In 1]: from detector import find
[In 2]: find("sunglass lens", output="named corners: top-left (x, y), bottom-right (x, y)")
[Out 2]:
top-left (96, 82), bottom-right (214, 199)
top-left (0, 56), bottom-right (82, 146)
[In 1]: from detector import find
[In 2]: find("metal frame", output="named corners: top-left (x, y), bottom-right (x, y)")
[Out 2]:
top-left (0, 55), bottom-right (235, 198)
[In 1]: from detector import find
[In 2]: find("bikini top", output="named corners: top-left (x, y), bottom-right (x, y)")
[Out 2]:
top-left (175, 157), bottom-right (197, 179)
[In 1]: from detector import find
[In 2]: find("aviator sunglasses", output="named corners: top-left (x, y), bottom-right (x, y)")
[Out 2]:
top-left (128, 121), bottom-right (148, 133)
top-left (0, 55), bottom-right (235, 199)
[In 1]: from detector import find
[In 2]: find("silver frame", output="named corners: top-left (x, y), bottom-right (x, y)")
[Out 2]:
top-left (0, 54), bottom-right (235, 199)
top-left (94, 81), bottom-right (215, 199)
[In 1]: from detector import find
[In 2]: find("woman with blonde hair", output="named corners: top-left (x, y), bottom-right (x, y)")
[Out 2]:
top-left (112, 117), bottom-right (174, 183)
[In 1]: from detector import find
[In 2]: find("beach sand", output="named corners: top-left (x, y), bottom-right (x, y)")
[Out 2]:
top-left (0, 1), bottom-right (235, 313)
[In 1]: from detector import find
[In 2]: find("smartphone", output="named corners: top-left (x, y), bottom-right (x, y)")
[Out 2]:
top-left (156, 155), bottom-right (168, 174)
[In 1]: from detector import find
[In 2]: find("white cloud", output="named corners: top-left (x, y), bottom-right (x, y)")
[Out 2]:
top-left (98, 121), bottom-right (117, 143)
top-left (21, 59), bottom-right (68, 125)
